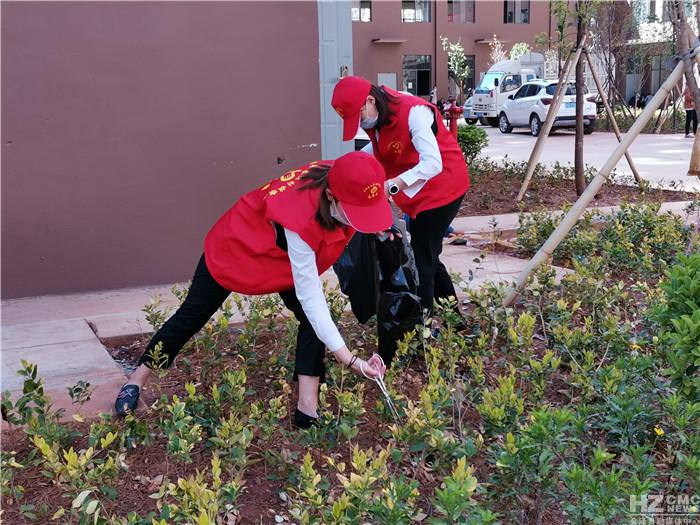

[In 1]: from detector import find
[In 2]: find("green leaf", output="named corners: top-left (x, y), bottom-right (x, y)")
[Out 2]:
top-left (85, 499), bottom-right (99, 515)
top-left (72, 490), bottom-right (91, 508)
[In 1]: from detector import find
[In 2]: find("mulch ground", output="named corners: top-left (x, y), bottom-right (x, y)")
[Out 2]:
top-left (1, 308), bottom-right (572, 525)
top-left (458, 168), bottom-right (696, 217)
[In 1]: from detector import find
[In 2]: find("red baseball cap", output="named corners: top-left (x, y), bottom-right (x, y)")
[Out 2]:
top-left (327, 151), bottom-right (392, 233)
top-left (332, 76), bottom-right (372, 141)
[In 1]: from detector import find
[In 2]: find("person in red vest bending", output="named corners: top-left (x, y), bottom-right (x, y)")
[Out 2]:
top-left (114, 152), bottom-right (391, 428)
top-left (332, 76), bottom-right (470, 324)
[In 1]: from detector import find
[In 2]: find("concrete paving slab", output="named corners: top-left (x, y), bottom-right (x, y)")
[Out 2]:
top-left (2, 339), bottom-right (124, 392)
top-left (452, 213), bottom-right (520, 234)
top-left (1, 284), bottom-right (184, 326)
top-left (440, 244), bottom-right (573, 292)
top-left (2, 318), bottom-right (96, 350)
top-left (85, 311), bottom-right (156, 342)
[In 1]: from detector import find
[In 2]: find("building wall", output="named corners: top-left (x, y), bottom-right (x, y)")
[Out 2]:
top-left (2, 1), bottom-right (321, 299)
top-left (353, 0), bottom-right (553, 99)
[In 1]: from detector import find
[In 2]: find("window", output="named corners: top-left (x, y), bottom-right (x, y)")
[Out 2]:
top-left (402, 0), bottom-right (431, 22)
top-left (626, 53), bottom-right (643, 74)
top-left (503, 0), bottom-right (530, 23)
top-left (500, 74), bottom-right (522, 93)
top-left (647, 0), bottom-right (657, 21)
top-left (448, 0), bottom-right (475, 23)
top-left (464, 55), bottom-right (475, 91)
top-left (513, 85), bottom-right (529, 99)
top-left (525, 84), bottom-right (541, 97)
top-left (545, 83), bottom-right (586, 96)
top-left (476, 72), bottom-right (502, 94)
top-left (351, 0), bottom-right (371, 22)
top-left (403, 55), bottom-right (432, 96)
top-left (662, 0), bottom-right (675, 22)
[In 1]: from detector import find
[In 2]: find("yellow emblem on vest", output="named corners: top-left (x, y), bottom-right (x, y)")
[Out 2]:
top-left (388, 140), bottom-right (403, 154)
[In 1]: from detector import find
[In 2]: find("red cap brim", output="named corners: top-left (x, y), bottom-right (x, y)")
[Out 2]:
top-left (341, 198), bottom-right (393, 234)
top-left (342, 112), bottom-right (361, 141)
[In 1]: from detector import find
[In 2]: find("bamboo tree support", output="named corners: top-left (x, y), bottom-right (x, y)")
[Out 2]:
top-left (584, 49), bottom-right (643, 186)
top-left (654, 87), bottom-right (684, 134)
top-left (516, 35), bottom-right (587, 202)
top-left (503, 60), bottom-right (686, 307)
top-left (652, 92), bottom-right (669, 133)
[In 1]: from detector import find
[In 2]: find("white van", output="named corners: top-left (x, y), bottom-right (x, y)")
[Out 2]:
top-left (472, 53), bottom-right (544, 127)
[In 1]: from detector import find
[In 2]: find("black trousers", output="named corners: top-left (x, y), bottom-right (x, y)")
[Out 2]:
top-left (409, 194), bottom-right (465, 313)
top-left (686, 110), bottom-right (697, 135)
top-left (139, 255), bottom-right (326, 381)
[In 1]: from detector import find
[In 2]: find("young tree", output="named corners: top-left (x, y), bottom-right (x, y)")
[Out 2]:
top-left (440, 36), bottom-right (471, 104)
top-left (510, 42), bottom-right (532, 60)
top-left (488, 35), bottom-right (507, 66)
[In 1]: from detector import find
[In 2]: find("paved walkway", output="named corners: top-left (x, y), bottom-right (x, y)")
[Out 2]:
top-left (2, 200), bottom-right (697, 421)
top-left (479, 126), bottom-right (700, 192)
top-left (450, 199), bottom-right (700, 235)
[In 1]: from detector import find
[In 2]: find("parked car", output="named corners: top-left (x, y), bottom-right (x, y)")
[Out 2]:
top-left (462, 97), bottom-right (478, 125)
top-left (498, 80), bottom-right (597, 136)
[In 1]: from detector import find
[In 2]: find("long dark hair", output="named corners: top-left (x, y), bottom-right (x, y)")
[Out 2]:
top-left (297, 165), bottom-right (336, 230)
top-left (370, 84), bottom-right (399, 129)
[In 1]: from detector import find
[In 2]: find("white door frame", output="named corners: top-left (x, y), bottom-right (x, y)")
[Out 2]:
top-left (318, 0), bottom-right (354, 159)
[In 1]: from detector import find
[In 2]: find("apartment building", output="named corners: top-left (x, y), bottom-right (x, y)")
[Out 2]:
top-left (351, 0), bottom-right (554, 99)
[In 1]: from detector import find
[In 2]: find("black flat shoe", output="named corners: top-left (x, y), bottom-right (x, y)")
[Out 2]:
top-left (293, 408), bottom-right (319, 429)
top-left (115, 384), bottom-right (140, 416)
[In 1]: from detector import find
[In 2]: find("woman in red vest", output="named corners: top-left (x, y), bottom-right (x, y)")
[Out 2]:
top-left (114, 152), bottom-right (391, 428)
top-left (332, 76), bottom-right (470, 320)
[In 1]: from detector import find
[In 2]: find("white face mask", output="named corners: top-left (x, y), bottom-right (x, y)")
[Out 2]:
top-left (329, 199), bottom-right (352, 226)
top-left (360, 115), bottom-right (378, 129)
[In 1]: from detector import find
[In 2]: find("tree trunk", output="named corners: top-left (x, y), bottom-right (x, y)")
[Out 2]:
top-left (674, 3), bottom-right (700, 111)
top-left (575, 1), bottom-right (586, 196)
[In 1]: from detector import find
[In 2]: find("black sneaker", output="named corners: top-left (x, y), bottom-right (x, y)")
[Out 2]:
top-left (293, 408), bottom-right (319, 429)
top-left (115, 384), bottom-right (140, 416)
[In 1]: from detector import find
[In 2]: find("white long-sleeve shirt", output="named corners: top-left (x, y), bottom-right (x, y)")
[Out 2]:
top-left (361, 104), bottom-right (443, 198)
top-left (284, 228), bottom-right (345, 352)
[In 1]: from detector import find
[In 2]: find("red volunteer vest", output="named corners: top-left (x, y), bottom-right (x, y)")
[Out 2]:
top-left (369, 87), bottom-right (470, 218)
top-left (204, 161), bottom-right (355, 295)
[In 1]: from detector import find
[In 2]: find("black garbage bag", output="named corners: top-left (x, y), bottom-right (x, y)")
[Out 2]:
top-left (374, 232), bottom-right (419, 294)
top-left (374, 235), bottom-right (422, 366)
top-left (333, 233), bottom-right (378, 323)
top-left (334, 230), bottom-right (422, 367)
top-left (376, 290), bottom-right (422, 366)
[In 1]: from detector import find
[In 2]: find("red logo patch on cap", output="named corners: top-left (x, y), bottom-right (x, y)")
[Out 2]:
top-left (334, 106), bottom-right (345, 118)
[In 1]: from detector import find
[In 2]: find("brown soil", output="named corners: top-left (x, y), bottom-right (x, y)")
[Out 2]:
top-left (1, 310), bottom-right (574, 525)
top-left (458, 168), bottom-right (696, 217)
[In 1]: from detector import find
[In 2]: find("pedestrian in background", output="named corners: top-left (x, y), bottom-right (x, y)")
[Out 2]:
top-left (684, 83), bottom-right (697, 137)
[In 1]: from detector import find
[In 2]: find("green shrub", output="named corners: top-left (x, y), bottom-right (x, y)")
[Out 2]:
top-left (517, 203), bottom-right (690, 276)
top-left (651, 254), bottom-right (700, 399)
top-left (457, 125), bottom-right (488, 164)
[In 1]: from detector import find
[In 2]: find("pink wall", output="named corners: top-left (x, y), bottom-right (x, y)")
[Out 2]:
top-left (353, 0), bottom-right (553, 99)
top-left (2, 2), bottom-right (321, 298)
